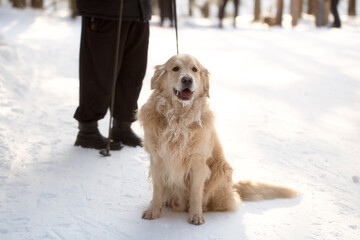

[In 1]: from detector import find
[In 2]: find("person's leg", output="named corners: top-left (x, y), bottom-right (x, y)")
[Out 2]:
top-left (114, 21), bottom-right (149, 123)
top-left (330, 0), bottom-right (341, 27)
top-left (74, 16), bottom-right (123, 150)
top-left (218, 0), bottom-right (228, 28)
top-left (74, 16), bottom-right (120, 123)
top-left (168, 0), bottom-right (174, 27)
top-left (111, 21), bottom-right (150, 147)
top-left (159, 0), bottom-right (165, 26)
top-left (233, 0), bottom-right (240, 27)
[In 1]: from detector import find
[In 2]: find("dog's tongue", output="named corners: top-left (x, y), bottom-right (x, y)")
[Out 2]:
top-left (180, 89), bottom-right (192, 98)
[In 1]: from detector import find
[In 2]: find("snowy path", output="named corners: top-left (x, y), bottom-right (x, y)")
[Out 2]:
top-left (1, 7), bottom-right (360, 240)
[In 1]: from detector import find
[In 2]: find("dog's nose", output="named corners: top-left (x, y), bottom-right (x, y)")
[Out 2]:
top-left (181, 76), bottom-right (193, 87)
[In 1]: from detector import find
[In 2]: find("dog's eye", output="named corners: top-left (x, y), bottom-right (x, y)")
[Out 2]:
top-left (172, 66), bottom-right (180, 72)
top-left (192, 67), bottom-right (198, 72)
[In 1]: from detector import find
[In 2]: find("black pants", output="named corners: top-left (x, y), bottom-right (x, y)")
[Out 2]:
top-left (74, 16), bottom-right (149, 123)
top-left (331, 0), bottom-right (341, 27)
top-left (219, 0), bottom-right (240, 21)
top-left (159, 0), bottom-right (173, 26)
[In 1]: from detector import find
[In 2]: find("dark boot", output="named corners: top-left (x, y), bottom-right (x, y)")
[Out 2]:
top-left (75, 121), bottom-right (123, 150)
top-left (330, 22), bottom-right (341, 28)
top-left (112, 120), bottom-right (142, 147)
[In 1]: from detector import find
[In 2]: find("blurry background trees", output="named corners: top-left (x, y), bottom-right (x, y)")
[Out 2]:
top-left (12, 0), bottom-right (26, 9)
top-left (349, 0), bottom-right (356, 15)
top-left (12, 0), bottom-right (43, 8)
top-left (31, 0), bottom-right (43, 8)
top-left (1, 0), bottom-right (358, 26)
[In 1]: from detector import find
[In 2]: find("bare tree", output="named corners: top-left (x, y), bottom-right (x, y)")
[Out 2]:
top-left (13, 0), bottom-right (26, 8)
top-left (291, 0), bottom-right (303, 26)
top-left (348, 0), bottom-right (356, 16)
top-left (275, 0), bottom-right (283, 26)
top-left (253, 0), bottom-right (261, 21)
top-left (313, 0), bottom-right (330, 27)
top-left (189, 0), bottom-right (195, 16)
top-left (31, 0), bottom-right (43, 9)
top-left (70, 0), bottom-right (77, 18)
top-left (308, 0), bottom-right (314, 14)
top-left (299, 0), bottom-right (303, 16)
top-left (200, 1), bottom-right (210, 18)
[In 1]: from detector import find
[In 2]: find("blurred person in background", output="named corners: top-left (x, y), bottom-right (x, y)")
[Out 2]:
top-left (330, 0), bottom-right (341, 28)
top-left (218, 0), bottom-right (240, 28)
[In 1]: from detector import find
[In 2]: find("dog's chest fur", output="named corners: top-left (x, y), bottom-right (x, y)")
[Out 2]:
top-left (140, 94), bottom-right (213, 189)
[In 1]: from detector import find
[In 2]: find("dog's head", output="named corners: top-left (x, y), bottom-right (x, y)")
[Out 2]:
top-left (151, 54), bottom-right (210, 102)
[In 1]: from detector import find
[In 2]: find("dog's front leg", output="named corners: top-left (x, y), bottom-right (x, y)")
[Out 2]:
top-left (142, 168), bottom-right (164, 220)
top-left (188, 158), bottom-right (210, 225)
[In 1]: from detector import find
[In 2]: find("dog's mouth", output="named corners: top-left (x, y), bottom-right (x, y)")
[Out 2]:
top-left (173, 88), bottom-right (193, 101)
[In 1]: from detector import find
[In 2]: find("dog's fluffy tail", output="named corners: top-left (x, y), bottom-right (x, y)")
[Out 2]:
top-left (233, 180), bottom-right (298, 201)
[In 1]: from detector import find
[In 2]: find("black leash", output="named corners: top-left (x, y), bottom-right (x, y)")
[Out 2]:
top-left (172, 0), bottom-right (179, 54)
top-left (100, 0), bottom-right (123, 157)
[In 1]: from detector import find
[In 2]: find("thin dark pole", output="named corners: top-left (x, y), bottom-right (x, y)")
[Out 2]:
top-left (172, 0), bottom-right (179, 54)
top-left (101, 0), bottom-right (123, 157)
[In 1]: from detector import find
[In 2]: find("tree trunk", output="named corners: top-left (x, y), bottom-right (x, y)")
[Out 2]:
top-left (189, 0), bottom-right (195, 16)
top-left (299, 0), bottom-right (303, 17)
top-left (275, 0), bottom-right (283, 26)
top-left (323, 0), bottom-right (330, 25)
top-left (291, 0), bottom-right (301, 26)
top-left (313, 0), bottom-right (330, 27)
top-left (13, 0), bottom-right (26, 8)
top-left (31, 0), bottom-right (43, 9)
top-left (200, 1), bottom-right (210, 18)
top-left (70, 0), bottom-right (77, 18)
top-left (308, 0), bottom-right (314, 14)
top-left (348, 0), bottom-right (356, 16)
top-left (254, 0), bottom-right (261, 21)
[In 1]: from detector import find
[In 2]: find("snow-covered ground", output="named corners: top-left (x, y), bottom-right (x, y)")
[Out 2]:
top-left (1, 2), bottom-right (360, 240)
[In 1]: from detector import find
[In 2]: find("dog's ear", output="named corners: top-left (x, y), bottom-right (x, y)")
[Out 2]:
top-left (201, 67), bottom-right (210, 98)
top-left (151, 64), bottom-right (166, 90)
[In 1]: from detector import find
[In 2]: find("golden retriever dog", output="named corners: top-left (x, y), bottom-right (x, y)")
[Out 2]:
top-left (138, 54), bottom-right (298, 225)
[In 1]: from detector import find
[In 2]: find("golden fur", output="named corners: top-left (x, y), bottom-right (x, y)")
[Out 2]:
top-left (138, 54), bottom-right (298, 225)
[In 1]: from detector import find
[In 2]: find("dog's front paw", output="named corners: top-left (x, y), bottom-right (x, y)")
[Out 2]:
top-left (188, 213), bottom-right (205, 225)
top-left (142, 209), bottom-right (161, 220)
